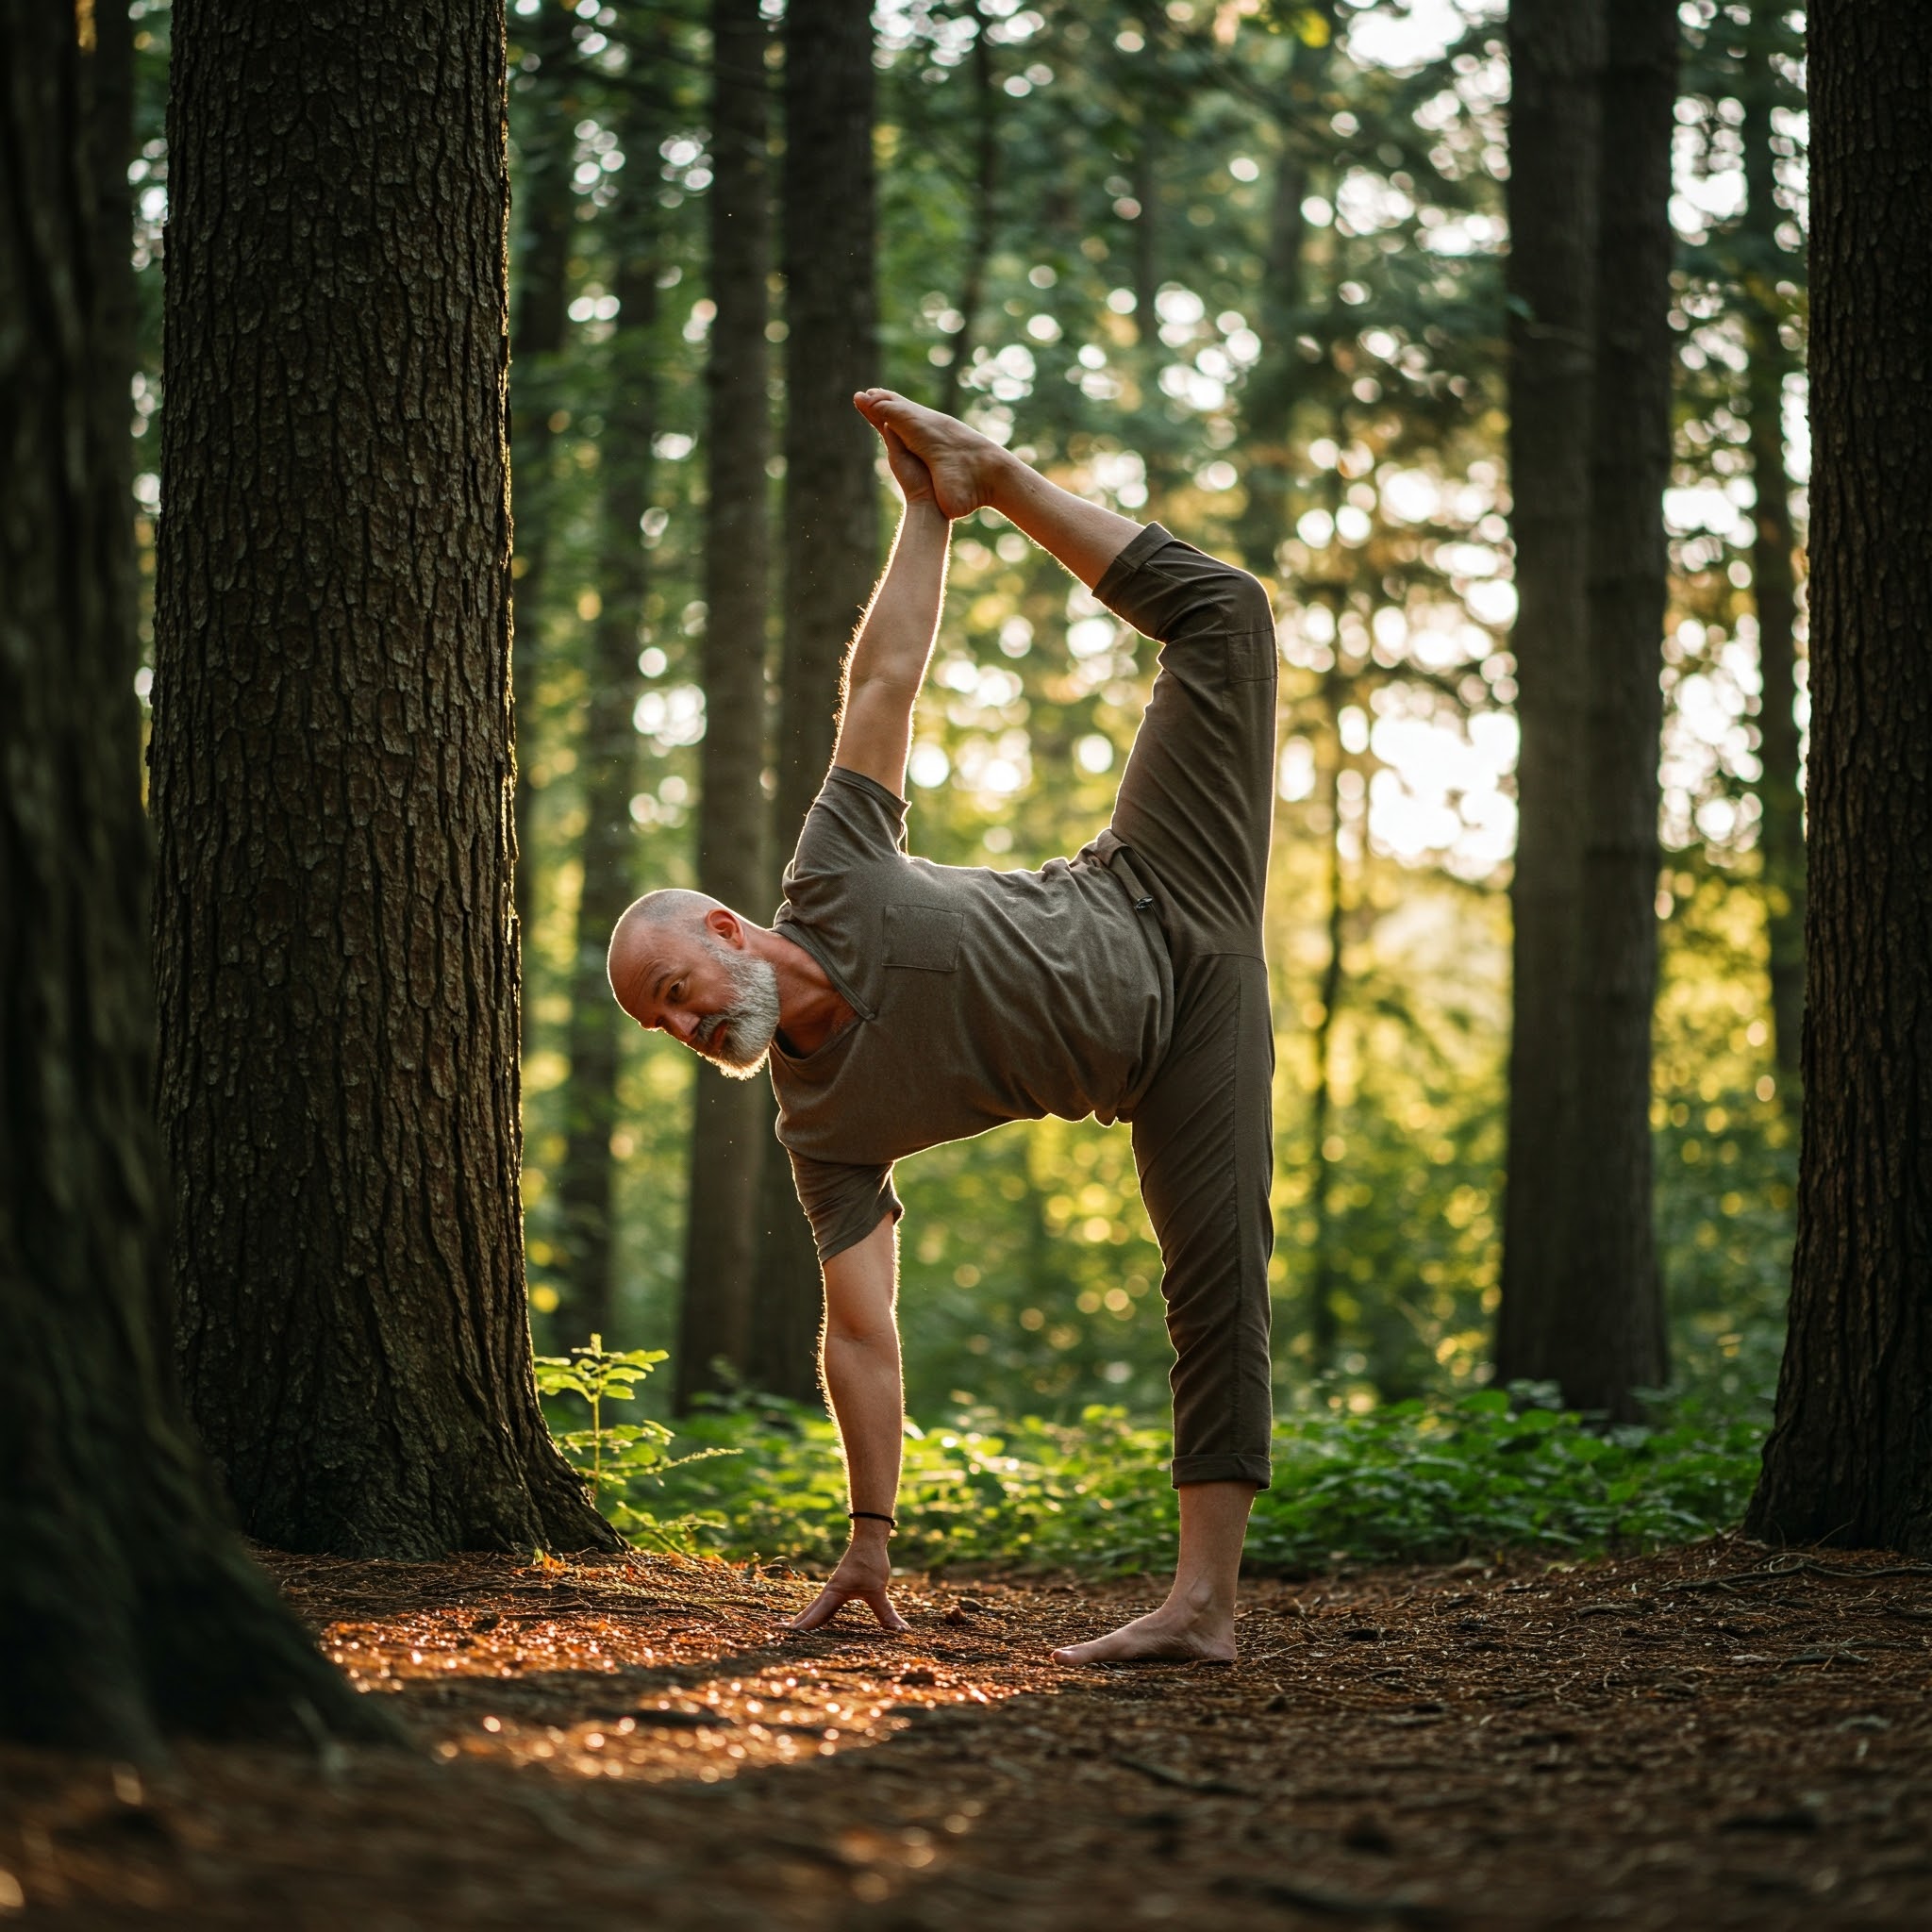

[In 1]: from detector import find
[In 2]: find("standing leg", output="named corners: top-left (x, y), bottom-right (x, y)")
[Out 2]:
top-left (1052, 1479), bottom-right (1257, 1665)
top-left (1058, 952), bottom-right (1277, 1664)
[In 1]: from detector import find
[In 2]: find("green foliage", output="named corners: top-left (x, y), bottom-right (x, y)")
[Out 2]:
top-left (127, 1), bottom-right (1810, 1433)
top-left (650, 1380), bottom-right (1766, 1576)
top-left (534, 1335), bottom-right (736, 1550)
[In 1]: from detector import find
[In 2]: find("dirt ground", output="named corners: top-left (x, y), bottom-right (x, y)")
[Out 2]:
top-left (5, 1536), bottom-right (1932, 1930)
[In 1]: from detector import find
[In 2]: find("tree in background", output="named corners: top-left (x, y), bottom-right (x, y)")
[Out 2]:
top-left (151, 0), bottom-right (617, 1557)
top-left (508, 1), bottom-right (584, 955)
top-left (677, 0), bottom-right (774, 1409)
top-left (1734, 1), bottom-right (1806, 1083)
top-left (1498, 0), bottom-right (1676, 1416)
top-left (556, 34), bottom-right (670, 1345)
top-left (750, 0), bottom-right (881, 1400)
top-left (1494, 0), bottom-right (1604, 1393)
top-left (1567, 0), bottom-right (1677, 1417)
top-left (1747, 0), bottom-right (1932, 1552)
top-left (0, 0), bottom-right (391, 1752)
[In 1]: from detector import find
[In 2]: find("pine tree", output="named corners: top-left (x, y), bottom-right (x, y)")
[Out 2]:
top-left (151, 0), bottom-right (618, 1557)
top-left (0, 0), bottom-right (396, 1752)
top-left (1746, 0), bottom-right (1932, 1553)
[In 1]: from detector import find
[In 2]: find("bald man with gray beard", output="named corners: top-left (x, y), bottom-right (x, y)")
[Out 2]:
top-left (609, 391), bottom-right (1277, 1663)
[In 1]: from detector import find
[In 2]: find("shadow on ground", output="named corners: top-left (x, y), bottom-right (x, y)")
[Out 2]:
top-left (6, 1539), bottom-right (1932, 1928)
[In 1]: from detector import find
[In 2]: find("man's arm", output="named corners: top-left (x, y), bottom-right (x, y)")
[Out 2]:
top-left (788, 1213), bottom-right (909, 1633)
top-left (829, 423), bottom-right (951, 797)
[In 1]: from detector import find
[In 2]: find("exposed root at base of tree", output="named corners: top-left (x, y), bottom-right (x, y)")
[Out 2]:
top-left (6, 1536), bottom-right (1931, 1928)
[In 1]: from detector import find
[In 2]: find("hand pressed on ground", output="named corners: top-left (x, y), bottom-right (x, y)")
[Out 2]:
top-left (786, 1523), bottom-right (908, 1634)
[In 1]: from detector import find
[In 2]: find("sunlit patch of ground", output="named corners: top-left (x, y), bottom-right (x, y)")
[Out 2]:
top-left (6, 1539), bottom-right (1932, 1928)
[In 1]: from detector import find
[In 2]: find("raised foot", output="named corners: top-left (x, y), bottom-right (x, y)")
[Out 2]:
top-left (1051, 1607), bottom-right (1236, 1667)
top-left (853, 388), bottom-right (1010, 522)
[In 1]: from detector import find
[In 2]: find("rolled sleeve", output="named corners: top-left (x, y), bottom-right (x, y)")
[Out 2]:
top-left (1093, 523), bottom-right (1274, 646)
top-left (786, 1150), bottom-right (903, 1262)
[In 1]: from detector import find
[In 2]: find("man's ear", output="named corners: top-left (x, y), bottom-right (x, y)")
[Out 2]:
top-left (706, 907), bottom-right (744, 948)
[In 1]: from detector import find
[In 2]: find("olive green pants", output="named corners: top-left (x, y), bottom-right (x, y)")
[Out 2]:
top-left (1082, 524), bottom-right (1278, 1490)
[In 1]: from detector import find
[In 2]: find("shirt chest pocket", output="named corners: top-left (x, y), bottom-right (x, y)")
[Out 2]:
top-left (883, 904), bottom-right (963, 972)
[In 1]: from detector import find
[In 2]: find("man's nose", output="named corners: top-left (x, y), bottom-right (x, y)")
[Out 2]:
top-left (667, 1008), bottom-right (699, 1042)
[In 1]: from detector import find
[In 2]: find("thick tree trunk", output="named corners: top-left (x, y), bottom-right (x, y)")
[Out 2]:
top-left (1746, 1), bottom-right (1932, 1554)
top-left (1739, 14), bottom-right (1805, 1084)
top-left (0, 0), bottom-right (393, 1756)
top-left (1495, 0), bottom-right (1603, 1391)
top-left (750, 0), bottom-right (879, 1401)
top-left (508, 3), bottom-right (580, 954)
top-left (152, 0), bottom-right (618, 1557)
top-left (678, 0), bottom-right (773, 1409)
top-left (1564, 0), bottom-right (1676, 1419)
top-left (555, 212), bottom-right (658, 1347)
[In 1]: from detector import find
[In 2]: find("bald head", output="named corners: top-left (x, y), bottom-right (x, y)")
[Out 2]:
top-left (606, 890), bottom-right (781, 1077)
top-left (608, 889), bottom-right (726, 1000)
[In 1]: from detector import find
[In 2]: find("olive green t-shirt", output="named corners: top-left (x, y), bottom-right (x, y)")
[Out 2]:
top-left (770, 771), bottom-right (1174, 1260)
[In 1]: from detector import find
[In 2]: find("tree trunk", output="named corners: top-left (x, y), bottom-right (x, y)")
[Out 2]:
top-left (1307, 677), bottom-right (1350, 1375)
top-left (0, 0), bottom-right (394, 1756)
top-left (152, 0), bottom-right (618, 1557)
top-left (1745, 0), bottom-right (1932, 1554)
top-left (750, 0), bottom-right (879, 1401)
top-left (555, 175), bottom-right (660, 1347)
top-left (1231, 121), bottom-right (1307, 577)
top-left (508, 3), bottom-right (580, 955)
top-left (1130, 119), bottom-right (1180, 518)
top-left (1495, 0), bottom-right (1604, 1391)
top-left (1564, 0), bottom-right (1676, 1419)
top-left (937, 1), bottom-right (998, 423)
top-left (678, 0), bottom-right (773, 1409)
top-left (1739, 11), bottom-right (1805, 1084)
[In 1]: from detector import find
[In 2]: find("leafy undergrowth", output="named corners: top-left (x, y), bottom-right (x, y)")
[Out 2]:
top-left (539, 1342), bottom-right (1768, 1573)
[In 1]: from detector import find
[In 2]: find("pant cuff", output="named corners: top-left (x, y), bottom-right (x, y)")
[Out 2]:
top-left (1171, 1453), bottom-right (1271, 1491)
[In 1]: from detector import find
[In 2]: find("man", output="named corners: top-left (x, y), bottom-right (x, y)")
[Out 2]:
top-left (609, 391), bottom-right (1276, 1663)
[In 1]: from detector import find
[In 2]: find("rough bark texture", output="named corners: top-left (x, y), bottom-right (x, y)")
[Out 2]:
top-left (1746, 0), bottom-right (1932, 1553)
top-left (1739, 10), bottom-right (1806, 1083)
top-left (508, 1), bottom-right (579, 955)
top-left (0, 0), bottom-right (394, 1756)
top-left (1564, 0), bottom-right (1676, 1419)
top-left (750, 0), bottom-right (879, 1401)
top-left (556, 164), bottom-right (659, 1347)
top-left (1495, 0), bottom-right (1603, 1390)
top-left (151, 0), bottom-right (617, 1557)
top-left (678, 0), bottom-right (773, 1409)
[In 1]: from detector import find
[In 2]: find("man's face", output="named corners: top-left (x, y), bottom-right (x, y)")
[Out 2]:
top-left (615, 916), bottom-right (781, 1078)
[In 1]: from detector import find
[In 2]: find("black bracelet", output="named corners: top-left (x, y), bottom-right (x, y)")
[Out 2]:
top-left (848, 1509), bottom-right (896, 1529)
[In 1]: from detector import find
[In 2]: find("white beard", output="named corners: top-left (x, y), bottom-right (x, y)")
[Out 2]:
top-left (691, 942), bottom-right (781, 1078)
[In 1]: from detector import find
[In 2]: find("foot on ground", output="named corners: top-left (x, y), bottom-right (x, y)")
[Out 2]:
top-left (1052, 1605), bottom-right (1235, 1666)
top-left (853, 388), bottom-right (1008, 521)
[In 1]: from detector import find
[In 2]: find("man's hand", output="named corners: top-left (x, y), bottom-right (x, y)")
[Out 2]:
top-left (787, 1523), bottom-right (908, 1633)
top-left (876, 420), bottom-right (941, 512)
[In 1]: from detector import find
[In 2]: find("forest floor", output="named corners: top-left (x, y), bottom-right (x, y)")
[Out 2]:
top-left (6, 1537), bottom-right (1932, 1930)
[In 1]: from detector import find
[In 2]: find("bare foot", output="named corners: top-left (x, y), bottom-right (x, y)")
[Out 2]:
top-left (1051, 1604), bottom-right (1236, 1667)
top-left (852, 388), bottom-right (1012, 521)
